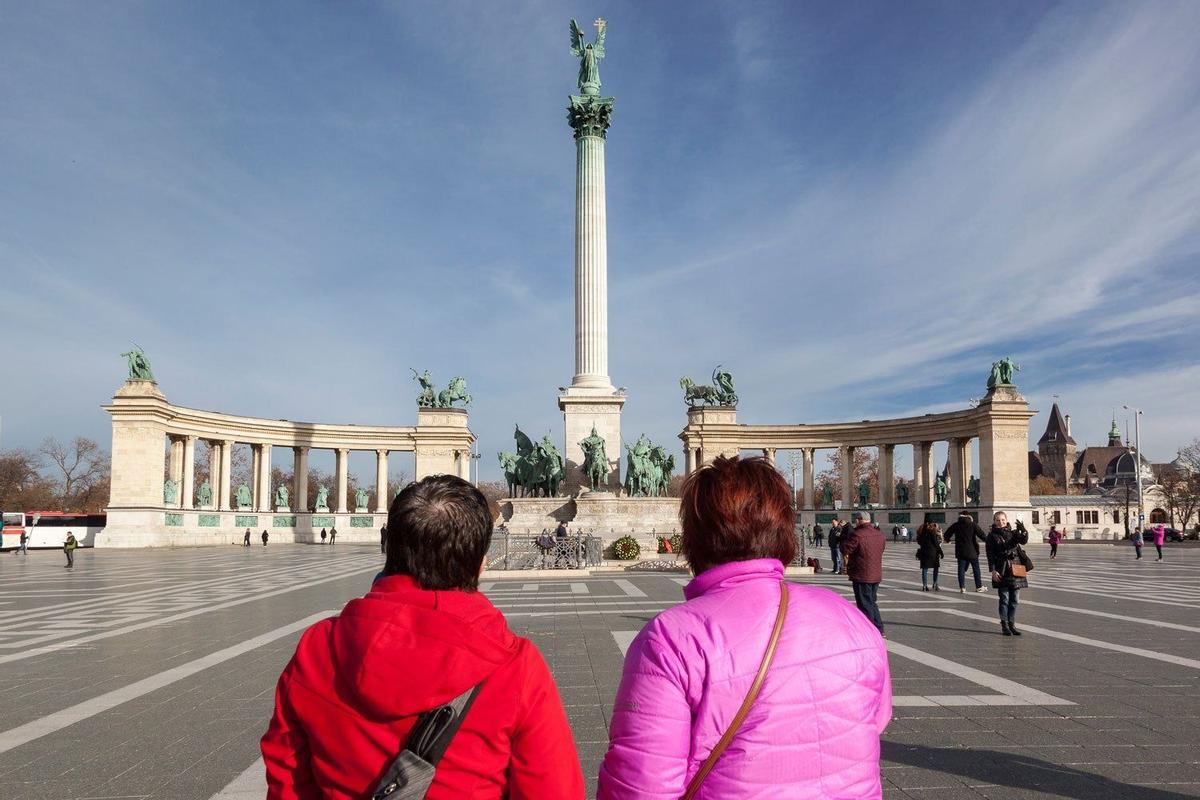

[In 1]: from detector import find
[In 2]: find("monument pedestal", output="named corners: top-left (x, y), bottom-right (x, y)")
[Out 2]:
top-left (559, 389), bottom-right (625, 493)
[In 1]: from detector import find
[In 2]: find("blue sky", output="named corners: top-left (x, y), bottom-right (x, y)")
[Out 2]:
top-left (3, 0), bottom-right (1198, 482)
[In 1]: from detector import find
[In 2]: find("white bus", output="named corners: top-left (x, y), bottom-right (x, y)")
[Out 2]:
top-left (1, 512), bottom-right (104, 549)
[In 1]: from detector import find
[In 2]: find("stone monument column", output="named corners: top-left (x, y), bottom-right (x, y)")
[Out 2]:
top-left (375, 450), bottom-right (389, 513)
top-left (879, 445), bottom-right (895, 506)
top-left (335, 448), bottom-right (349, 513)
top-left (840, 446), bottom-right (854, 508)
top-left (802, 448), bottom-right (815, 510)
top-left (257, 445), bottom-right (273, 512)
top-left (219, 440), bottom-right (234, 510)
top-left (559, 19), bottom-right (624, 492)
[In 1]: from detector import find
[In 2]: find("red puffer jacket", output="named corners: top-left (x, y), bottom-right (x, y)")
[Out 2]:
top-left (261, 575), bottom-right (584, 799)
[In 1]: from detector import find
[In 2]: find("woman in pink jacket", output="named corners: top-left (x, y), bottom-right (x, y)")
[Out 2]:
top-left (598, 456), bottom-right (892, 799)
top-left (1152, 523), bottom-right (1166, 561)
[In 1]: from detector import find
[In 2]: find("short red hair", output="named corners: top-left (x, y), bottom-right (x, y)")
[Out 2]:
top-left (679, 456), bottom-right (797, 574)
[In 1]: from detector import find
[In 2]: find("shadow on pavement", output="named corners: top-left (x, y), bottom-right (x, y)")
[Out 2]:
top-left (882, 742), bottom-right (1196, 799)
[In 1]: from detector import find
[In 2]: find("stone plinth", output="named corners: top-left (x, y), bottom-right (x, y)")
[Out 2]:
top-left (559, 390), bottom-right (625, 492)
top-left (679, 406), bottom-right (741, 471)
top-left (498, 494), bottom-right (681, 554)
top-left (414, 407), bottom-right (473, 480)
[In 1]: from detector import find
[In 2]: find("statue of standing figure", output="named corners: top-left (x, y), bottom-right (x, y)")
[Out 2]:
top-left (933, 474), bottom-right (949, 507)
top-left (355, 487), bottom-right (369, 511)
top-left (314, 486), bottom-right (330, 511)
top-left (987, 356), bottom-right (1021, 389)
top-left (569, 18), bottom-right (607, 95)
top-left (235, 483), bottom-right (252, 509)
top-left (120, 346), bottom-right (155, 382)
top-left (966, 475), bottom-right (981, 506)
top-left (895, 479), bottom-right (909, 507)
top-left (857, 480), bottom-right (870, 508)
top-left (579, 425), bottom-right (609, 491)
top-left (821, 484), bottom-right (834, 508)
top-left (195, 481), bottom-right (213, 508)
top-left (275, 484), bottom-right (290, 510)
top-left (163, 479), bottom-right (178, 505)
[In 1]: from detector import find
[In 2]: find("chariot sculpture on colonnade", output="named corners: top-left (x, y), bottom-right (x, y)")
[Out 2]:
top-left (412, 369), bottom-right (472, 409)
top-left (680, 365), bottom-right (738, 408)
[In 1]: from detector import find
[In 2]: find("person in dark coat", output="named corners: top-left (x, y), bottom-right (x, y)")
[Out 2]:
top-left (261, 529), bottom-right (269, 546)
top-left (243, 529), bottom-right (252, 547)
top-left (985, 512), bottom-right (1029, 636)
top-left (329, 526), bottom-right (337, 545)
top-left (320, 528), bottom-right (327, 544)
top-left (812, 522), bottom-right (823, 547)
top-left (841, 510), bottom-right (886, 635)
top-left (380, 525), bottom-right (387, 554)
top-left (915, 521), bottom-right (944, 591)
top-left (63, 532), bottom-right (77, 568)
top-left (943, 512), bottom-right (988, 593)
top-left (828, 521), bottom-right (844, 574)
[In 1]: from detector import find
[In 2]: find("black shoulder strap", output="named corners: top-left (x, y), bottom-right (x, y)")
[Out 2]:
top-left (404, 682), bottom-right (483, 766)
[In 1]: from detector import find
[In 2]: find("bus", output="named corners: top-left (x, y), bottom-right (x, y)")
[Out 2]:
top-left (0, 512), bottom-right (104, 550)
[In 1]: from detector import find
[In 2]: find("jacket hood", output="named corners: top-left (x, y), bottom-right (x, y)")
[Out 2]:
top-left (322, 575), bottom-right (520, 719)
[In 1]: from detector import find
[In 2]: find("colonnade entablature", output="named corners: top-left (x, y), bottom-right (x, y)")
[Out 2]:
top-left (678, 385), bottom-right (1035, 517)
top-left (101, 379), bottom-right (474, 545)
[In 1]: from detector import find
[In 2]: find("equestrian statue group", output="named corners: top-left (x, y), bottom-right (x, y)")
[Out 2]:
top-left (412, 369), bottom-right (472, 408)
top-left (680, 365), bottom-right (737, 408)
top-left (499, 427), bottom-right (566, 498)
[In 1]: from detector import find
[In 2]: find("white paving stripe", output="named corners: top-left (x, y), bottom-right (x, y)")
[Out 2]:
top-left (0, 610), bottom-right (337, 755)
top-left (613, 579), bottom-right (647, 598)
top-left (1015, 598), bottom-right (1200, 633)
top-left (0, 564), bottom-right (372, 664)
top-left (570, 582), bottom-right (588, 594)
top-left (609, 630), bottom-right (1073, 707)
top-left (936, 608), bottom-right (1200, 670)
top-left (211, 759), bottom-right (266, 799)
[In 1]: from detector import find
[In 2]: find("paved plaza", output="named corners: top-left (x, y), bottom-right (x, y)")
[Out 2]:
top-left (1, 542), bottom-right (1199, 799)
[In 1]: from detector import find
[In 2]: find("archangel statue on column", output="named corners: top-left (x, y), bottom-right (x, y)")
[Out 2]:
top-left (570, 18), bottom-right (606, 95)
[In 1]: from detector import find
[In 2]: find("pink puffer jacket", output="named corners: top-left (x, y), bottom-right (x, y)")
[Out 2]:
top-left (598, 559), bottom-right (891, 799)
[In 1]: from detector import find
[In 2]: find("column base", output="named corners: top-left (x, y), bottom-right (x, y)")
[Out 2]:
top-left (559, 387), bottom-right (626, 494)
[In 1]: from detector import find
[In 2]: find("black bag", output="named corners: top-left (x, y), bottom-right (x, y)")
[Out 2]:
top-left (372, 683), bottom-right (482, 800)
top-left (1017, 545), bottom-right (1034, 571)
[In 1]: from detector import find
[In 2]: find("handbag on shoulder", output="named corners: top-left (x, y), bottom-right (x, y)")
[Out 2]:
top-left (372, 683), bottom-right (482, 800)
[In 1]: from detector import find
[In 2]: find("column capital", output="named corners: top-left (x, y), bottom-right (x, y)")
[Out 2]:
top-left (293, 445), bottom-right (309, 454)
top-left (568, 94), bottom-right (614, 139)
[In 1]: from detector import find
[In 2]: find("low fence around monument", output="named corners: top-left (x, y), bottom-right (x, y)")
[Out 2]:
top-left (487, 534), bottom-right (603, 570)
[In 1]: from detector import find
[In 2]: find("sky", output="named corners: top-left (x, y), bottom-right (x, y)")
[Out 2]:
top-left (2, 0), bottom-right (1198, 483)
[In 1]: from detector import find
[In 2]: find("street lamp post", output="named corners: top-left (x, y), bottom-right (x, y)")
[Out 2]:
top-left (1123, 405), bottom-right (1144, 530)
top-left (470, 443), bottom-right (482, 487)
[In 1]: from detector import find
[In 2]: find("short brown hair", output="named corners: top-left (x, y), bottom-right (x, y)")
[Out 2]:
top-left (679, 456), bottom-right (797, 574)
top-left (385, 474), bottom-right (493, 591)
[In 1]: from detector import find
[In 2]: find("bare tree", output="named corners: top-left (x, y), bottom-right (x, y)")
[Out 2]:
top-left (816, 449), bottom-right (879, 503)
top-left (1029, 475), bottom-right (1062, 496)
top-left (40, 437), bottom-right (110, 512)
top-left (0, 449), bottom-right (56, 510)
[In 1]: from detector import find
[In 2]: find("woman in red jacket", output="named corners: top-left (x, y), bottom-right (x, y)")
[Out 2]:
top-left (261, 475), bottom-right (584, 799)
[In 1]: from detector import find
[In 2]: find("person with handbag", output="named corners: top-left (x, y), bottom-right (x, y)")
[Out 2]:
top-left (915, 521), bottom-right (944, 591)
top-left (598, 456), bottom-right (892, 799)
top-left (985, 512), bottom-right (1030, 637)
top-left (1132, 527), bottom-right (1144, 559)
top-left (262, 475), bottom-right (584, 799)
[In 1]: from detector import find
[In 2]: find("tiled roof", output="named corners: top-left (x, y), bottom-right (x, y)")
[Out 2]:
top-left (1031, 495), bottom-right (1121, 507)
top-left (1038, 403), bottom-right (1076, 447)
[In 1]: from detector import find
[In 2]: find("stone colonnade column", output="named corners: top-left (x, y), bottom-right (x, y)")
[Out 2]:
top-left (335, 449), bottom-right (349, 513)
top-left (375, 450), bottom-right (389, 513)
top-left (763, 448), bottom-right (775, 465)
top-left (250, 445), bottom-right (261, 509)
top-left (802, 448), bottom-right (815, 510)
top-left (963, 438), bottom-right (974, 488)
top-left (949, 438), bottom-right (967, 505)
top-left (294, 447), bottom-right (309, 512)
top-left (219, 440), bottom-right (233, 510)
top-left (207, 442), bottom-right (220, 508)
top-left (168, 438), bottom-right (184, 494)
top-left (879, 445), bottom-right (895, 506)
top-left (841, 446), bottom-right (854, 509)
top-left (914, 442), bottom-right (934, 507)
top-left (258, 445), bottom-right (273, 512)
top-left (181, 436), bottom-right (195, 509)
top-left (684, 446), bottom-right (696, 474)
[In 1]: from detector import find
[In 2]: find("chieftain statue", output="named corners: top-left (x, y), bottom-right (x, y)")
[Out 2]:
top-left (275, 484), bottom-right (290, 510)
top-left (355, 487), bottom-right (369, 511)
top-left (933, 474), bottom-right (949, 507)
top-left (821, 483), bottom-right (834, 508)
top-left (680, 365), bottom-right (738, 408)
top-left (235, 483), bottom-right (252, 509)
top-left (622, 435), bottom-right (675, 497)
top-left (411, 369), bottom-right (472, 409)
top-left (163, 479), bottom-right (178, 505)
top-left (895, 479), bottom-right (909, 507)
top-left (120, 345), bottom-right (155, 382)
top-left (314, 485), bottom-right (330, 511)
top-left (195, 481), bottom-right (213, 508)
top-left (578, 425), bottom-right (610, 491)
top-left (857, 480), bottom-right (871, 508)
top-left (499, 426), bottom-right (565, 498)
top-left (987, 356), bottom-right (1021, 389)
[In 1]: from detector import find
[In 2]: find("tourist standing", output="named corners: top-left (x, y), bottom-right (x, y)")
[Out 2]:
top-left (1047, 525), bottom-right (1061, 558)
top-left (554, 520), bottom-right (570, 569)
top-left (1133, 527), bottom-right (1144, 559)
top-left (598, 456), bottom-right (891, 799)
top-left (900, 524), bottom-right (910, 543)
top-left (944, 512), bottom-right (988, 593)
top-left (243, 529), bottom-right (251, 547)
top-left (813, 522), bottom-right (824, 548)
top-left (63, 532), bottom-right (77, 568)
top-left (18, 529), bottom-right (28, 555)
top-left (828, 520), bottom-right (844, 574)
top-left (379, 525), bottom-right (386, 554)
top-left (261, 530), bottom-right (269, 546)
top-left (1152, 523), bottom-right (1166, 561)
top-left (985, 513), bottom-right (1029, 636)
top-left (915, 521), bottom-right (943, 591)
top-left (320, 528), bottom-right (327, 545)
top-left (262, 475), bottom-right (584, 798)
top-left (329, 527), bottom-right (337, 545)
top-left (842, 510), bottom-right (886, 635)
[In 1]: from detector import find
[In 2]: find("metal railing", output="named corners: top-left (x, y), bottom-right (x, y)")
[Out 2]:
top-left (487, 533), bottom-right (603, 570)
